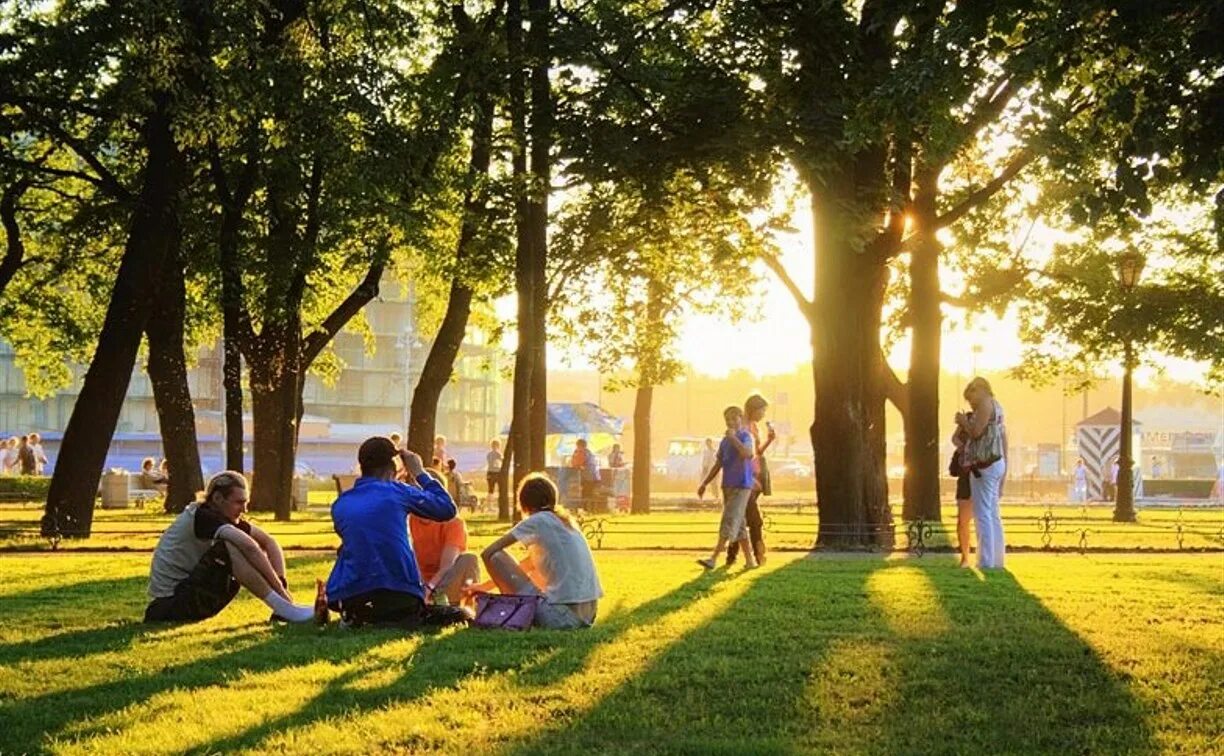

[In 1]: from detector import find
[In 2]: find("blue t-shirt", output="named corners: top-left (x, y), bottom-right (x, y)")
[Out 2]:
top-left (718, 429), bottom-right (755, 489)
top-left (326, 475), bottom-right (457, 604)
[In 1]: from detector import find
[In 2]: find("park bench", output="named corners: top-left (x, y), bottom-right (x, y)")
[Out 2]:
top-left (333, 474), bottom-right (357, 496)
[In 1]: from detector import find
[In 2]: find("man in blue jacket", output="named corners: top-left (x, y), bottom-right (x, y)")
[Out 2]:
top-left (326, 436), bottom-right (471, 628)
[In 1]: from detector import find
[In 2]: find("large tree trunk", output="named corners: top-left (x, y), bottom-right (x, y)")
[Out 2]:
top-left (247, 323), bottom-right (301, 521)
top-left (507, 0), bottom-right (535, 488)
top-left (222, 336), bottom-right (244, 472)
top-left (146, 239), bottom-right (204, 513)
top-left (631, 383), bottom-right (652, 514)
top-left (902, 209), bottom-right (943, 522)
top-left (808, 191), bottom-right (893, 548)
top-left (42, 105), bottom-right (182, 538)
top-left (220, 212), bottom-right (247, 473)
top-left (526, 0), bottom-right (551, 471)
top-left (406, 90), bottom-right (494, 459)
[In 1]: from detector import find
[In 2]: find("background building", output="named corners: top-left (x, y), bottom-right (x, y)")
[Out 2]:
top-left (0, 276), bottom-right (503, 474)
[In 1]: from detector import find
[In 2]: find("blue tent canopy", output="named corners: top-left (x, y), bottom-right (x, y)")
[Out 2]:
top-left (503, 402), bottom-right (624, 436)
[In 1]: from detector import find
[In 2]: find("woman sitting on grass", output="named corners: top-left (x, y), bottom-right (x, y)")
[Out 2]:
top-left (475, 474), bottom-right (603, 629)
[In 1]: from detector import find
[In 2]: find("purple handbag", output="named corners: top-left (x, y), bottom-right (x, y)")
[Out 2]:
top-left (473, 592), bottom-right (542, 630)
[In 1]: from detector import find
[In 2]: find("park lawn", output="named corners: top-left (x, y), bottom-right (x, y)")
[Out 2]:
top-left (0, 552), bottom-right (1220, 754)
top-left (2, 503), bottom-right (1222, 553)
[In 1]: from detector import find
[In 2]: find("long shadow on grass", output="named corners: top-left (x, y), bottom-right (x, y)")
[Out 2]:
top-left (877, 564), bottom-right (1157, 755)
top-left (193, 568), bottom-right (735, 753)
top-left (500, 557), bottom-right (882, 754)
top-left (0, 622), bottom-right (396, 752)
top-left (0, 574), bottom-right (151, 666)
top-left (501, 557), bottom-right (1159, 755)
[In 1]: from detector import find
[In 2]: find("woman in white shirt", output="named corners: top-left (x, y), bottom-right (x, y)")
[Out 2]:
top-left (480, 474), bottom-right (603, 629)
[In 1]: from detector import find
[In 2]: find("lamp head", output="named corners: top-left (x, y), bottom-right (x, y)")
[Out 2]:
top-left (1117, 250), bottom-right (1145, 291)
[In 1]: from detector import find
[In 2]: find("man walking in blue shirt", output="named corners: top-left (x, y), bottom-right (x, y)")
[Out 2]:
top-left (326, 436), bottom-right (472, 628)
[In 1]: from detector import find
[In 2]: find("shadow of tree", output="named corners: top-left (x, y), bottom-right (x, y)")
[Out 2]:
top-left (0, 624), bottom-right (395, 752)
top-left (875, 566), bottom-right (1158, 754)
top-left (500, 559), bottom-right (1157, 755)
top-left (502, 557), bottom-right (870, 754)
top-left (192, 569), bottom-right (735, 753)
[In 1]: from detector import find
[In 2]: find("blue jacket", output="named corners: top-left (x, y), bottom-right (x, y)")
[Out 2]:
top-left (326, 475), bottom-right (456, 604)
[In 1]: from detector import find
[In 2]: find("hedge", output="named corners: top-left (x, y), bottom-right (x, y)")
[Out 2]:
top-left (0, 475), bottom-right (51, 499)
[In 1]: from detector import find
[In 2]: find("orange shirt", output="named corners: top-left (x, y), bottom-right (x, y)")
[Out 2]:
top-left (409, 514), bottom-right (468, 584)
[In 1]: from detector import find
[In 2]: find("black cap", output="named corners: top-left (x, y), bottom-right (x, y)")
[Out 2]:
top-left (358, 436), bottom-right (397, 473)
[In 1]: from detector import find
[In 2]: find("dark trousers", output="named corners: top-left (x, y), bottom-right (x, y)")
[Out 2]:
top-left (330, 589), bottom-right (471, 629)
top-left (726, 490), bottom-right (764, 563)
top-left (144, 542), bottom-right (240, 623)
top-left (487, 472), bottom-right (502, 499)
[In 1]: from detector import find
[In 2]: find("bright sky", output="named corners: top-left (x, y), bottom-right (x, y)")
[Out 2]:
top-left (494, 180), bottom-right (1210, 385)
top-left (496, 204), bottom-right (1031, 379)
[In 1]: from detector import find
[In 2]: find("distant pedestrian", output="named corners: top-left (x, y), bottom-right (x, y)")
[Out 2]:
top-left (446, 459), bottom-right (465, 508)
top-left (571, 438), bottom-right (600, 505)
top-left (28, 433), bottom-right (47, 474)
top-left (1150, 456), bottom-right (1163, 480)
top-left (607, 443), bottom-right (626, 468)
top-left (2, 437), bottom-right (18, 475)
top-left (700, 438), bottom-right (716, 482)
top-left (1072, 458), bottom-right (1088, 503)
top-left (16, 435), bottom-right (36, 476)
top-left (486, 439), bottom-right (503, 503)
top-left (433, 435), bottom-right (448, 469)
top-left (1105, 456), bottom-right (1120, 501)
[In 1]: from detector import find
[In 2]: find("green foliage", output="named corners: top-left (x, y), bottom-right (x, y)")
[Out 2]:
top-left (552, 171), bottom-right (769, 388)
top-left (0, 475), bottom-right (50, 499)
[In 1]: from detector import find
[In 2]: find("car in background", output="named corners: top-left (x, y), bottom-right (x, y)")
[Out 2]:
top-left (770, 458), bottom-right (813, 479)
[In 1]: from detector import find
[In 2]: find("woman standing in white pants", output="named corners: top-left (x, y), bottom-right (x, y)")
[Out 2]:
top-left (957, 378), bottom-right (1008, 570)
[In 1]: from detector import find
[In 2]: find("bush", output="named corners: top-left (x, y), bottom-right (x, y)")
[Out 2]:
top-left (1144, 479), bottom-right (1216, 498)
top-left (0, 475), bottom-right (51, 500)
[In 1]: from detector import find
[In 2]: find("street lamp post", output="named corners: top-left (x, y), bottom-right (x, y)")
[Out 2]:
top-left (1113, 250), bottom-right (1144, 523)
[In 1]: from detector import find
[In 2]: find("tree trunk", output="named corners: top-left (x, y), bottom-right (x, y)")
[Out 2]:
top-left (408, 281), bottom-right (474, 458)
top-left (146, 238), bottom-right (204, 513)
top-left (406, 90), bottom-right (494, 459)
top-left (42, 105), bottom-right (182, 538)
top-left (526, 0), bottom-right (551, 471)
top-left (902, 215), bottom-right (943, 522)
top-left (631, 383), bottom-right (652, 514)
top-left (507, 0), bottom-right (535, 488)
top-left (222, 335), bottom-right (245, 472)
top-left (499, 415), bottom-right (515, 522)
top-left (247, 323), bottom-right (301, 521)
top-left (808, 191), bottom-right (893, 548)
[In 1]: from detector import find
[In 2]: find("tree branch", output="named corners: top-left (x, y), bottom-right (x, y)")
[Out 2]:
top-left (301, 255), bottom-right (386, 366)
top-left (883, 355), bottom-right (908, 417)
top-left (0, 178), bottom-right (31, 296)
top-left (935, 147), bottom-right (1034, 229)
top-left (19, 105), bottom-right (133, 201)
top-left (759, 254), bottom-right (814, 320)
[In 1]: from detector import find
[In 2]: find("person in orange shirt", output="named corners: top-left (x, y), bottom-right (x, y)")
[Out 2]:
top-left (409, 511), bottom-right (480, 605)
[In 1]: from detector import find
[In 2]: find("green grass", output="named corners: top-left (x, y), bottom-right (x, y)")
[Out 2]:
top-left (0, 551), bottom-right (1220, 754)
top-left (2, 502), bottom-right (1222, 552)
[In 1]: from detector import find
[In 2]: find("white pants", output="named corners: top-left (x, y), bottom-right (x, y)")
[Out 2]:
top-left (970, 458), bottom-right (1007, 569)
